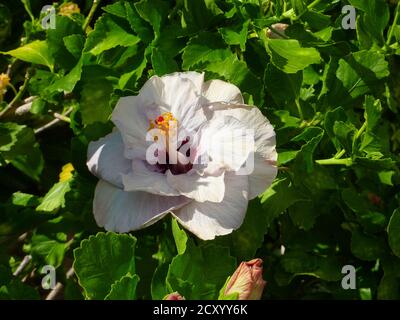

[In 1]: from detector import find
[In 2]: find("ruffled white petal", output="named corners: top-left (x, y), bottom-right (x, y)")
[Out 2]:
top-left (198, 115), bottom-right (253, 171)
top-left (111, 96), bottom-right (150, 160)
top-left (172, 173), bottom-right (249, 240)
top-left (140, 72), bottom-right (207, 133)
top-left (87, 130), bottom-right (131, 188)
top-left (248, 154), bottom-right (278, 199)
top-left (122, 159), bottom-right (180, 196)
top-left (202, 79), bottom-right (244, 105)
top-left (93, 180), bottom-right (189, 233)
top-left (166, 169), bottom-right (225, 203)
top-left (204, 103), bottom-right (277, 198)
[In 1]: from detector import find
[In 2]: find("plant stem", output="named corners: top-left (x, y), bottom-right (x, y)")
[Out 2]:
top-left (307, 0), bottom-right (323, 10)
top-left (295, 98), bottom-right (304, 120)
top-left (21, 0), bottom-right (35, 23)
top-left (0, 72), bottom-right (30, 119)
top-left (316, 158), bottom-right (352, 166)
top-left (334, 149), bottom-right (346, 159)
top-left (281, 0), bottom-right (323, 19)
top-left (7, 83), bottom-right (18, 96)
top-left (34, 107), bottom-right (73, 134)
top-left (386, 1), bottom-right (400, 46)
top-left (333, 121), bottom-right (368, 159)
top-left (82, 0), bottom-right (101, 32)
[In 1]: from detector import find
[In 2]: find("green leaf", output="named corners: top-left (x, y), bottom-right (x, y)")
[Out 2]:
top-left (36, 180), bottom-right (71, 212)
top-left (134, 0), bottom-right (169, 36)
top-left (264, 39), bottom-right (321, 74)
top-left (280, 250), bottom-right (342, 282)
top-left (336, 50), bottom-right (389, 99)
top-left (0, 122), bottom-right (44, 181)
top-left (181, 0), bottom-right (223, 32)
top-left (265, 63), bottom-right (302, 105)
top-left (260, 177), bottom-right (306, 226)
top-left (63, 34), bottom-right (85, 59)
top-left (351, 230), bottom-right (387, 261)
top-left (125, 1), bottom-right (153, 43)
top-left (46, 57), bottom-right (83, 93)
top-left (348, 0), bottom-right (389, 45)
top-left (219, 20), bottom-right (250, 51)
top-left (105, 274), bottom-right (140, 300)
top-left (84, 14), bottom-right (140, 56)
top-left (171, 218), bottom-right (187, 255)
top-left (73, 232), bottom-right (137, 300)
top-left (151, 263), bottom-right (169, 300)
top-left (182, 32), bottom-right (232, 70)
top-left (342, 188), bottom-right (386, 233)
top-left (80, 78), bottom-right (113, 125)
top-left (151, 47), bottom-right (178, 76)
top-left (388, 209), bottom-right (400, 258)
top-left (1, 40), bottom-right (54, 71)
top-left (333, 121), bottom-right (356, 153)
top-left (292, 127), bottom-right (324, 173)
top-left (205, 55), bottom-right (262, 104)
top-left (29, 233), bottom-right (68, 268)
top-left (364, 95), bottom-right (382, 132)
top-left (47, 15), bottom-right (83, 70)
top-left (166, 241), bottom-right (236, 299)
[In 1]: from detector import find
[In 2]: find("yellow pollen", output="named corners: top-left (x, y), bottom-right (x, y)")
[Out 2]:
top-left (148, 112), bottom-right (177, 132)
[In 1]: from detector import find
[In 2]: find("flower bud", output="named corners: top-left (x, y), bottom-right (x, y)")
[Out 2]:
top-left (59, 2), bottom-right (80, 17)
top-left (59, 163), bottom-right (75, 182)
top-left (164, 292), bottom-right (185, 300)
top-left (266, 23), bottom-right (289, 39)
top-left (224, 258), bottom-right (266, 300)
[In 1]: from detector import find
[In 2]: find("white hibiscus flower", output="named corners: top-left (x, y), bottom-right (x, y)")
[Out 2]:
top-left (87, 72), bottom-right (277, 240)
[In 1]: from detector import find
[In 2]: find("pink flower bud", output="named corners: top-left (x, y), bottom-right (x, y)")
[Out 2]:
top-left (224, 258), bottom-right (266, 300)
top-left (164, 292), bottom-right (185, 300)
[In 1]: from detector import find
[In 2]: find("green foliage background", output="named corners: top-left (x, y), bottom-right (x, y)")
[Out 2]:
top-left (0, 0), bottom-right (400, 300)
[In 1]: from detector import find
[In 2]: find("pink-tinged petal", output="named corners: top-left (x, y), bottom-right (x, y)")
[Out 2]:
top-left (166, 169), bottom-right (225, 203)
top-left (224, 258), bottom-right (266, 300)
top-left (122, 159), bottom-right (180, 196)
top-left (93, 180), bottom-right (189, 233)
top-left (87, 130), bottom-right (131, 188)
top-left (172, 173), bottom-right (248, 240)
top-left (202, 79), bottom-right (244, 105)
top-left (204, 103), bottom-right (277, 198)
top-left (164, 292), bottom-right (185, 300)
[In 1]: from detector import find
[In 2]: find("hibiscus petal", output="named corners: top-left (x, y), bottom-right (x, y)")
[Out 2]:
top-left (248, 154), bottom-right (278, 199)
top-left (111, 96), bottom-right (150, 159)
top-left (198, 115), bottom-right (253, 171)
top-left (205, 104), bottom-right (277, 198)
top-left (166, 169), bottom-right (225, 203)
top-left (93, 180), bottom-right (189, 233)
top-left (141, 72), bottom-right (207, 133)
top-left (122, 159), bottom-right (180, 196)
top-left (202, 79), bottom-right (244, 105)
top-left (87, 130), bottom-right (131, 188)
top-left (172, 173), bottom-right (249, 240)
